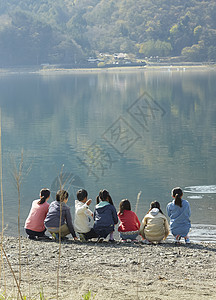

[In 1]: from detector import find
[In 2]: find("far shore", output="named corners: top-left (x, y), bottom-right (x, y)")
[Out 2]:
top-left (0, 63), bottom-right (216, 75)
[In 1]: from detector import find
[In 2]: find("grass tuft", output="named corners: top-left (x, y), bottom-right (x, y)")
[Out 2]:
top-left (82, 290), bottom-right (96, 300)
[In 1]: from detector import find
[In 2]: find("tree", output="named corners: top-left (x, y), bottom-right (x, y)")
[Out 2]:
top-left (181, 41), bottom-right (206, 62)
top-left (138, 40), bottom-right (172, 57)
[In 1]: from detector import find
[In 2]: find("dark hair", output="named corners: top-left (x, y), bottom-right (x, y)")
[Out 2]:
top-left (147, 201), bottom-right (164, 214)
top-left (77, 189), bottom-right (88, 201)
top-left (96, 189), bottom-right (113, 205)
top-left (38, 188), bottom-right (50, 205)
top-left (172, 187), bottom-right (183, 207)
top-left (56, 190), bottom-right (69, 202)
top-left (119, 199), bottom-right (131, 215)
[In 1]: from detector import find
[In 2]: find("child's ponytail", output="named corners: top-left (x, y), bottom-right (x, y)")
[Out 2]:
top-left (107, 194), bottom-right (113, 205)
top-left (172, 187), bottom-right (183, 207)
top-left (38, 188), bottom-right (50, 205)
top-left (174, 194), bottom-right (182, 207)
top-left (96, 195), bottom-right (100, 205)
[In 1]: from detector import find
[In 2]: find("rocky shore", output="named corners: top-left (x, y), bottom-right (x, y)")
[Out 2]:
top-left (1, 236), bottom-right (215, 300)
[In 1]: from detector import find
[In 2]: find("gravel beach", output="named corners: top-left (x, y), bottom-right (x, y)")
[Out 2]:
top-left (0, 236), bottom-right (215, 300)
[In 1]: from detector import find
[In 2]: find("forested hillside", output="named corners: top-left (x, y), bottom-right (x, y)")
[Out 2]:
top-left (0, 0), bottom-right (216, 66)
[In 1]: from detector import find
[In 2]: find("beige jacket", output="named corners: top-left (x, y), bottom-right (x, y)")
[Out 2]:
top-left (140, 208), bottom-right (169, 242)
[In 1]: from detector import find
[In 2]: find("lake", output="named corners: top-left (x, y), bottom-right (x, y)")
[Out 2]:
top-left (0, 67), bottom-right (216, 241)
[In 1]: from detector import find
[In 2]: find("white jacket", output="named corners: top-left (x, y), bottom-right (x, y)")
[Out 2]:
top-left (74, 200), bottom-right (94, 233)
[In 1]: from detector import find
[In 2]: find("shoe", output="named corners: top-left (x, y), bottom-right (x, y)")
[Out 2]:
top-left (174, 235), bottom-right (181, 244)
top-left (185, 237), bottom-right (190, 244)
top-left (38, 235), bottom-right (50, 240)
top-left (121, 239), bottom-right (127, 243)
top-left (28, 236), bottom-right (36, 240)
top-left (97, 237), bottom-right (104, 243)
top-left (61, 236), bottom-right (69, 241)
top-left (109, 239), bottom-right (115, 243)
top-left (141, 239), bottom-right (152, 245)
top-left (51, 232), bottom-right (59, 241)
top-left (132, 239), bottom-right (139, 243)
top-left (79, 233), bottom-right (87, 242)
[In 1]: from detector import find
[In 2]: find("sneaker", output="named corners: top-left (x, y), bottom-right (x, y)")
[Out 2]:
top-left (109, 239), bottom-right (115, 243)
top-left (38, 235), bottom-right (50, 240)
top-left (185, 237), bottom-right (190, 244)
top-left (51, 232), bottom-right (59, 241)
top-left (141, 239), bottom-right (152, 245)
top-left (120, 239), bottom-right (127, 243)
top-left (132, 239), bottom-right (139, 244)
top-left (97, 237), bottom-right (104, 243)
top-left (174, 235), bottom-right (181, 244)
top-left (126, 239), bottom-right (132, 243)
top-left (79, 233), bottom-right (87, 243)
top-left (28, 236), bottom-right (36, 240)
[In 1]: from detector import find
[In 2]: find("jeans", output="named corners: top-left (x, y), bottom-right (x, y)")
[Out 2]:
top-left (79, 228), bottom-right (99, 240)
top-left (120, 231), bottom-right (139, 240)
top-left (94, 226), bottom-right (113, 238)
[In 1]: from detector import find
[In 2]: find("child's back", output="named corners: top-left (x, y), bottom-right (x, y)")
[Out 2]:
top-left (74, 189), bottom-right (98, 242)
top-left (93, 190), bottom-right (118, 239)
top-left (118, 209), bottom-right (140, 232)
top-left (167, 187), bottom-right (191, 244)
top-left (167, 198), bottom-right (191, 237)
top-left (140, 207), bottom-right (169, 242)
top-left (24, 188), bottom-right (50, 239)
top-left (117, 199), bottom-right (140, 241)
top-left (94, 201), bottom-right (118, 229)
top-left (74, 199), bottom-right (93, 233)
top-left (74, 188), bottom-right (93, 234)
top-left (25, 199), bottom-right (49, 232)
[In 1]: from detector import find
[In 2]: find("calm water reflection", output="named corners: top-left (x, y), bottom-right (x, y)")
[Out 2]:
top-left (0, 68), bottom-right (216, 235)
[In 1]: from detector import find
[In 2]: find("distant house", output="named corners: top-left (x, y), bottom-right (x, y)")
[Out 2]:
top-left (117, 53), bottom-right (127, 59)
top-left (87, 57), bottom-right (103, 63)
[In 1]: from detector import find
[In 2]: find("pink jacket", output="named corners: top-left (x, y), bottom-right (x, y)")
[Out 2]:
top-left (25, 200), bottom-right (49, 232)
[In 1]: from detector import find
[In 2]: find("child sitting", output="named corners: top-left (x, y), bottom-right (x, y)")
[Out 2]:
top-left (118, 199), bottom-right (140, 242)
top-left (44, 190), bottom-right (77, 241)
top-left (167, 187), bottom-right (191, 244)
top-left (140, 201), bottom-right (169, 244)
top-left (25, 188), bottom-right (50, 240)
top-left (93, 189), bottom-right (118, 242)
top-left (74, 189), bottom-right (98, 242)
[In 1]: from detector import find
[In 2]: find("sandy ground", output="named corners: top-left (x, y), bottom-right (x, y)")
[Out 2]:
top-left (0, 236), bottom-right (216, 300)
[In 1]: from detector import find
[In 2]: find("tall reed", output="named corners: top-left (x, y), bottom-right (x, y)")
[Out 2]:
top-left (135, 191), bottom-right (142, 299)
top-left (0, 108), bottom-right (6, 296)
top-left (135, 191), bottom-right (142, 215)
top-left (11, 151), bottom-right (24, 290)
top-left (1, 246), bottom-right (23, 300)
top-left (11, 151), bottom-right (31, 299)
top-left (56, 165), bottom-right (64, 300)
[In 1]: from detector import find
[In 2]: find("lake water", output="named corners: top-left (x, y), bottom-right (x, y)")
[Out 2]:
top-left (0, 67), bottom-right (216, 241)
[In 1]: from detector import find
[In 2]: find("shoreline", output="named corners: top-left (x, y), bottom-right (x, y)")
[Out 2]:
top-left (1, 235), bottom-right (215, 299)
top-left (0, 64), bottom-right (216, 75)
top-left (3, 223), bottom-right (216, 243)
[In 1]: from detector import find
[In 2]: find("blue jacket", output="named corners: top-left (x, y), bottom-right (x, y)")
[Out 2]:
top-left (93, 201), bottom-right (118, 231)
top-left (167, 199), bottom-right (191, 237)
